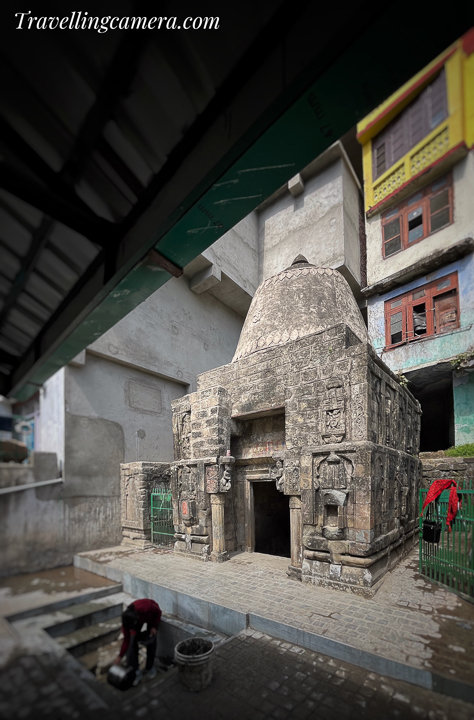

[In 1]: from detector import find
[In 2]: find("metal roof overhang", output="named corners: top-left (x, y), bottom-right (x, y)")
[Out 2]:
top-left (0, 1), bottom-right (471, 401)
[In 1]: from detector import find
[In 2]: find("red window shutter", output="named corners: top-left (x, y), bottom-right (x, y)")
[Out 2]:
top-left (434, 292), bottom-right (458, 333)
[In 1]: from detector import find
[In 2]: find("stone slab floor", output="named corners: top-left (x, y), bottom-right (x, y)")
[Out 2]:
top-left (75, 546), bottom-right (474, 688)
top-left (1, 628), bottom-right (474, 720)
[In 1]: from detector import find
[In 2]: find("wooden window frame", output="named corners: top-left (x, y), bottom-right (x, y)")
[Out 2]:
top-left (384, 271), bottom-right (460, 350)
top-left (372, 68), bottom-right (448, 181)
top-left (381, 173), bottom-right (453, 259)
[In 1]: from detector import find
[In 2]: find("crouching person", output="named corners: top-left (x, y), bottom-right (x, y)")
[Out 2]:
top-left (114, 598), bottom-right (162, 686)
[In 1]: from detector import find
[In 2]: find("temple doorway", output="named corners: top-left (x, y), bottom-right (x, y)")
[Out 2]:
top-left (253, 481), bottom-right (290, 558)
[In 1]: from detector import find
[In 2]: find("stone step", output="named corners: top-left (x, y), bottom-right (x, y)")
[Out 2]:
top-left (55, 618), bottom-right (123, 658)
top-left (44, 601), bottom-right (123, 638)
top-left (6, 583), bottom-right (124, 622)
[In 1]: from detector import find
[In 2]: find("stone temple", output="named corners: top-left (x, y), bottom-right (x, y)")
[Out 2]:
top-left (170, 256), bottom-right (421, 594)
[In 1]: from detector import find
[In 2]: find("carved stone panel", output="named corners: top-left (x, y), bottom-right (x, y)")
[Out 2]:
top-left (321, 378), bottom-right (345, 444)
top-left (176, 464), bottom-right (199, 525)
top-left (384, 385), bottom-right (393, 447)
top-left (206, 464), bottom-right (219, 494)
top-left (180, 499), bottom-right (197, 526)
top-left (284, 460), bottom-right (300, 494)
top-left (314, 452), bottom-right (354, 490)
top-left (351, 385), bottom-right (365, 440)
top-left (173, 411), bottom-right (191, 460)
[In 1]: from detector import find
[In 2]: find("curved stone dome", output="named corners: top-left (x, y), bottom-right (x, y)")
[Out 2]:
top-left (232, 255), bottom-right (368, 362)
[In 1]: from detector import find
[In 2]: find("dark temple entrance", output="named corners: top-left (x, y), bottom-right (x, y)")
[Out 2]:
top-left (253, 482), bottom-right (290, 558)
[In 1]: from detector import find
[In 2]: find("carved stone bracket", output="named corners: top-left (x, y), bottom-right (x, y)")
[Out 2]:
top-left (270, 459), bottom-right (284, 492)
top-left (218, 455), bottom-right (235, 492)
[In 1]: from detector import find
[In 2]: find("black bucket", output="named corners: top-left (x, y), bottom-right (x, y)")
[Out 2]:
top-left (107, 665), bottom-right (136, 691)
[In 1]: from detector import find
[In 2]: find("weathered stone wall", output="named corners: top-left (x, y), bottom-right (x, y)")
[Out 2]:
top-left (171, 319), bottom-right (421, 592)
top-left (420, 453), bottom-right (474, 489)
top-left (120, 461), bottom-right (170, 547)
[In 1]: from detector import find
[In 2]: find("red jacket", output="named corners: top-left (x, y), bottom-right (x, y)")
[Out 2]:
top-left (119, 599), bottom-right (162, 657)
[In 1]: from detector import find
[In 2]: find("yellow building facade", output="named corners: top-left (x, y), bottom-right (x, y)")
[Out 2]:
top-left (357, 30), bottom-right (474, 216)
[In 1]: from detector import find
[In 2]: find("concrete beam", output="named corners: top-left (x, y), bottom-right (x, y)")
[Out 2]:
top-left (189, 265), bottom-right (222, 295)
top-left (288, 173), bottom-right (305, 197)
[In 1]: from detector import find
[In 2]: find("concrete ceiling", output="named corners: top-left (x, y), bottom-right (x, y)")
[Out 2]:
top-left (0, 0), bottom-right (471, 401)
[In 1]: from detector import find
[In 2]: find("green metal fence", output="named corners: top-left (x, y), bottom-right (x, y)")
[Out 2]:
top-left (419, 479), bottom-right (474, 600)
top-left (151, 487), bottom-right (175, 548)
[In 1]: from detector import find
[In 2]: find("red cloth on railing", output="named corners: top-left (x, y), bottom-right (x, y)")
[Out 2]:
top-left (447, 486), bottom-right (462, 532)
top-left (420, 478), bottom-right (461, 532)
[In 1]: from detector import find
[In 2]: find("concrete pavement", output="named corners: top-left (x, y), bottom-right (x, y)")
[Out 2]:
top-left (74, 545), bottom-right (474, 702)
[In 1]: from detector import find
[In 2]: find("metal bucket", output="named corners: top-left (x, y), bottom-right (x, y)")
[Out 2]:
top-left (107, 664), bottom-right (136, 691)
top-left (174, 638), bottom-right (214, 692)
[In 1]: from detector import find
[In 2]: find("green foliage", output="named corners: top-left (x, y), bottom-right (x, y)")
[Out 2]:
top-left (444, 443), bottom-right (474, 457)
top-left (396, 371), bottom-right (409, 389)
top-left (451, 349), bottom-right (474, 372)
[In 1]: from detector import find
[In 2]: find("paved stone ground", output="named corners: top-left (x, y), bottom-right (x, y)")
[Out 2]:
top-left (76, 546), bottom-right (474, 686)
top-left (1, 629), bottom-right (474, 720)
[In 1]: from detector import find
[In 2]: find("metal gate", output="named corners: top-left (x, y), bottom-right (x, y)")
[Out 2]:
top-left (419, 481), bottom-right (474, 600)
top-left (151, 487), bottom-right (175, 548)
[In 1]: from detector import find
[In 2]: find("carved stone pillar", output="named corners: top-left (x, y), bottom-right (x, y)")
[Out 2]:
top-left (210, 494), bottom-right (228, 562)
top-left (288, 495), bottom-right (302, 580)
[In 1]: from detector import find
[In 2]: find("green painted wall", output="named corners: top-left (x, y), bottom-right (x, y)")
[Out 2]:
top-left (454, 371), bottom-right (474, 446)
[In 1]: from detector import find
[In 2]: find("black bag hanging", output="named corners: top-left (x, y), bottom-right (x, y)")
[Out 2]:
top-left (422, 499), bottom-right (442, 543)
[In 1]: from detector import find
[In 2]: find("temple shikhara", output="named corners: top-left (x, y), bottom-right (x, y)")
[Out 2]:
top-left (167, 256), bottom-right (421, 595)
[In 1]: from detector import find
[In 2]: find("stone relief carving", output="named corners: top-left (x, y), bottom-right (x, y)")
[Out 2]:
top-left (385, 386), bottom-right (393, 447)
top-left (177, 464), bottom-right (198, 525)
top-left (173, 411), bottom-right (191, 460)
top-left (285, 460), bottom-right (300, 493)
top-left (151, 467), bottom-right (171, 490)
top-left (398, 397), bottom-right (406, 451)
top-left (406, 405), bottom-right (413, 453)
top-left (270, 459), bottom-right (284, 492)
top-left (205, 465), bottom-right (219, 494)
top-left (220, 465), bottom-right (232, 492)
top-left (123, 476), bottom-right (133, 521)
top-left (370, 374), bottom-right (382, 444)
top-left (352, 388), bottom-right (365, 440)
top-left (322, 378), bottom-right (345, 444)
top-left (314, 452), bottom-right (354, 490)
